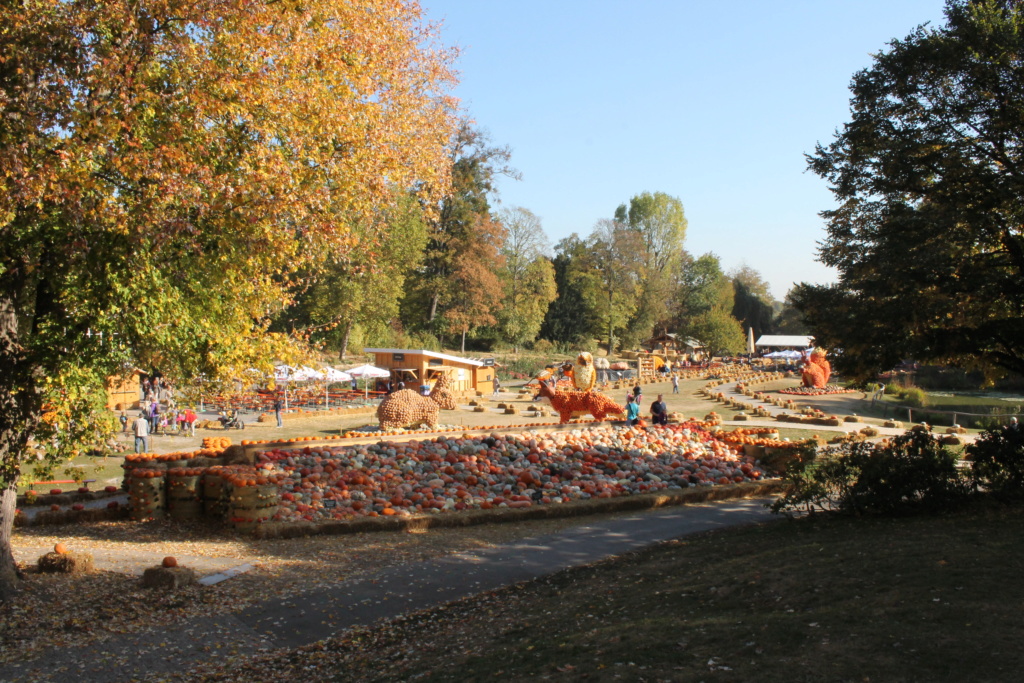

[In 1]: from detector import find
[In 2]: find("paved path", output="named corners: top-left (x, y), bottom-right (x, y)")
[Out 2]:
top-left (0, 498), bottom-right (776, 683)
top-left (713, 379), bottom-right (976, 441)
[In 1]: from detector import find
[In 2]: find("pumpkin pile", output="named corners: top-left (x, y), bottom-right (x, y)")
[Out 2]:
top-left (252, 423), bottom-right (767, 523)
top-left (778, 385), bottom-right (854, 396)
top-left (202, 437), bottom-right (232, 450)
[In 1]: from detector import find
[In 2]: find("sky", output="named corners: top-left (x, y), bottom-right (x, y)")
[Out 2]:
top-left (420, 0), bottom-right (950, 301)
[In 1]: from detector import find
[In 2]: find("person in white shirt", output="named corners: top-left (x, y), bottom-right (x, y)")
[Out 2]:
top-left (132, 412), bottom-right (150, 453)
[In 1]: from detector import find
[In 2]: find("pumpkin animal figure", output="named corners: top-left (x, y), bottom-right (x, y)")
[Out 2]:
top-left (535, 378), bottom-right (626, 424)
top-left (801, 349), bottom-right (832, 388)
top-left (571, 351), bottom-right (597, 391)
top-left (377, 373), bottom-right (457, 429)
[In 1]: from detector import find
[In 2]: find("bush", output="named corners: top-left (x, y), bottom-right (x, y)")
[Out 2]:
top-left (884, 382), bottom-right (902, 395)
top-left (967, 426), bottom-right (1024, 500)
top-left (898, 386), bottom-right (928, 408)
top-left (771, 430), bottom-right (970, 516)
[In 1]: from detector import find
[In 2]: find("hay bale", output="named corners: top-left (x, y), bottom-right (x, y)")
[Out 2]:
top-left (473, 406), bottom-right (486, 413)
top-left (141, 565), bottom-right (198, 589)
top-left (38, 551), bottom-right (94, 574)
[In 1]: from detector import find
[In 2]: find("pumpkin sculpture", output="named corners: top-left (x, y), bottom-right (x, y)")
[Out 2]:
top-left (801, 349), bottom-right (832, 388)
top-left (571, 351), bottom-right (597, 391)
top-left (534, 377), bottom-right (626, 424)
top-left (377, 372), bottom-right (457, 430)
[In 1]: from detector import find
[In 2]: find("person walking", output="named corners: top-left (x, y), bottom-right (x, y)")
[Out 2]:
top-left (650, 393), bottom-right (668, 426)
top-left (185, 407), bottom-right (198, 437)
top-left (671, 375), bottom-right (679, 394)
top-left (273, 395), bottom-right (284, 428)
top-left (132, 411), bottom-right (150, 453)
top-left (148, 400), bottom-right (160, 435)
top-left (119, 412), bottom-right (129, 433)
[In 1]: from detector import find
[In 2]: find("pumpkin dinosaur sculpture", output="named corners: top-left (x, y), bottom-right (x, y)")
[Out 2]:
top-left (801, 349), bottom-right (832, 388)
top-left (534, 377), bottom-right (626, 424)
top-left (377, 372), bottom-right (457, 429)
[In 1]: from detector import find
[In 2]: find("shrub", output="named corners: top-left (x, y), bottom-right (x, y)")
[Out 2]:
top-left (884, 382), bottom-right (902, 395)
top-left (898, 386), bottom-right (928, 408)
top-left (771, 430), bottom-right (970, 516)
top-left (967, 426), bottom-right (1024, 500)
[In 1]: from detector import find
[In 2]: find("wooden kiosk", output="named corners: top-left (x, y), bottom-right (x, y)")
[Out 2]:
top-left (363, 349), bottom-right (496, 396)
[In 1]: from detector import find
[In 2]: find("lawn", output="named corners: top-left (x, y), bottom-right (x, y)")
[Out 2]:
top-left (185, 503), bottom-right (1024, 682)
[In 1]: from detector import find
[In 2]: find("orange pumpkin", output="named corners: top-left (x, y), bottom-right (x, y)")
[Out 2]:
top-left (162, 556), bottom-right (178, 568)
top-left (54, 543), bottom-right (69, 555)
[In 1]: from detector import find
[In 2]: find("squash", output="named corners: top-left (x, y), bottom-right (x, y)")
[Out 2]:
top-left (162, 556), bottom-right (178, 568)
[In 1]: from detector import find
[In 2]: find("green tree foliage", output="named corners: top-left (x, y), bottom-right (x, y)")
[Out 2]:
top-left (584, 219), bottom-right (646, 354)
top-left (799, 0), bottom-right (1024, 379)
top-left (0, 0), bottom-right (458, 600)
top-left (275, 198), bottom-right (429, 358)
top-left (774, 288), bottom-right (809, 335)
top-left (686, 306), bottom-right (746, 357)
top-left (729, 264), bottom-right (776, 341)
top-left (613, 192), bottom-right (688, 345)
top-left (495, 207), bottom-right (556, 351)
top-left (539, 235), bottom-right (600, 346)
top-left (673, 253), bottom-right (733, 324)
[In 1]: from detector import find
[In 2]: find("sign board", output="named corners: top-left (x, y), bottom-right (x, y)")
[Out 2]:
top-left (483, 358), bottom-right (495, 366)
top-left (392, 353), bottom-right (405, 362)
top-left (458, 368), bottom-right (466, 381)
top-left (324, 499), bottom-right (337, 509)
top-left (428, 358), bottom-right (443, 366)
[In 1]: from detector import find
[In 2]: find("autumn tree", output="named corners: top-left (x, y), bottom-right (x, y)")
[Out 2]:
top-left (405, 122), bottom-right (518, 340)
top-left (443, 214), bottom-right (507, 352)
top-left (495, 207), bottom-right (556, 351)
top-left (800, 0), bottom-right (1024, 379)
top-left (0, 0), bottom-right (458, 600)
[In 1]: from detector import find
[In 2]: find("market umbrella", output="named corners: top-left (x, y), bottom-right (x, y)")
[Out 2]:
top-left (321, 367), bottom-right (353, 408)
top-left (346, 364), bottom-right (391, 401)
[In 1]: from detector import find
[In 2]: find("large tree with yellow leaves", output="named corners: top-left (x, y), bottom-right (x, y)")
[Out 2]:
top-left (0, 0), bottom-right (458, 600)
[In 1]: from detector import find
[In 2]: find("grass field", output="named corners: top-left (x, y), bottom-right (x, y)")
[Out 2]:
top-left (190, 503), bottom-right (1024, 682)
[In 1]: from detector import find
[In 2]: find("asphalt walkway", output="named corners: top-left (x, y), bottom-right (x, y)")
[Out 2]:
top-left (0, 497), bottom-right (776, 683)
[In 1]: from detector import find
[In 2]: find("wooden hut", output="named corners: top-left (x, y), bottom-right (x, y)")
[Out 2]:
top-left (363, 349), bottom-right (496, 396)
top-left (105, 369), bottom-right (144, 411)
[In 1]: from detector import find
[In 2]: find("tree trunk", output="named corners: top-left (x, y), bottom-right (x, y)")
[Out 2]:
top-left (0, 483), bottom-right (19, 602)
top-left (428, 292), bottom-right (439, 323)
top-left (0, 293), bottom-right (39, 602)
top-left (460, 328), bottom-right (466, 353)
top-left (339, 321), bottom-right (352, 361)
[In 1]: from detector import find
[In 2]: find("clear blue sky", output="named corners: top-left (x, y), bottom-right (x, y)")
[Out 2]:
top-left (421, 0), bottom-right (949, 301)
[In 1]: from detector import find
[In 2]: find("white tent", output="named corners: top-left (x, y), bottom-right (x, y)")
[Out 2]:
top-left (346, 364), bottom-right (391, 401)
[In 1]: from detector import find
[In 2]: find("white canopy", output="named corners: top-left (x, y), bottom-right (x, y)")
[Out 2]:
top-left (323, 367), bottom-right (353, 382)
top-left (765, 350), bottom-right (803, 359)
top-left (345, 364), bottom-right (391, 379)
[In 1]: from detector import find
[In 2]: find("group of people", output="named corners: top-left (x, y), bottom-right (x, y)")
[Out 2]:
top-left (624, 384), bottom-right (668, 427)
top-left (123, 403), bottom-right (198, 452)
